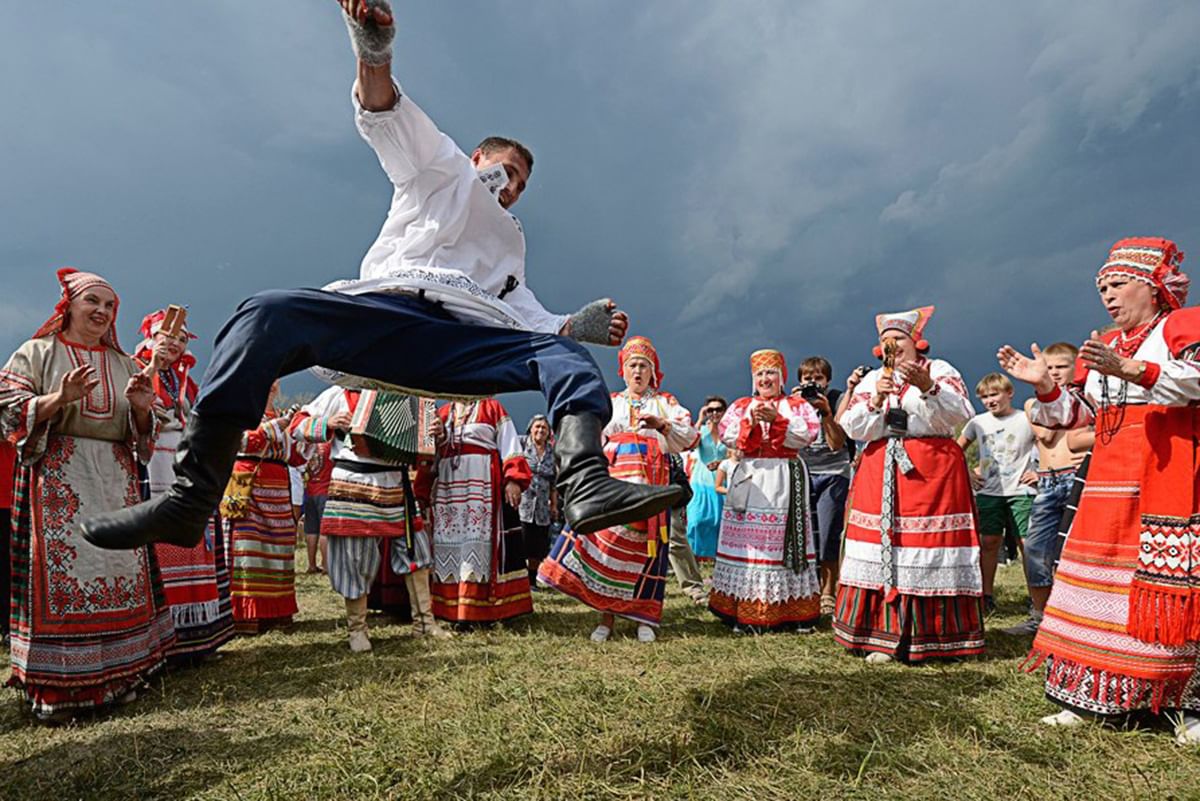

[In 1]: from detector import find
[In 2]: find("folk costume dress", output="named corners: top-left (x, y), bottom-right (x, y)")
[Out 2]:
top-left (291, 387), bottom-right (430, 601)
top-left (834, 307), bottom-right (985, 663)
top-left (541, 339), bottom-right (699, 627)
top-left (709, 351), bottom-right (822, 629)
top-left (136, 311), bottom-right (234, 661)
top-left (428, 399), bottom-right (533, 624)
top-left (0, 269), bottom-right (173, 716)
top-left (686, 425), bottom-right (726, 560)
top-left (225, 412), bottom-right (306, 634)
top-left (1026, 238), bottom-right (1200, 716)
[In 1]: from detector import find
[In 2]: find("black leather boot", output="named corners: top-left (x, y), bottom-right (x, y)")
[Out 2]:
top-left (81, 414), bottom-right (246, 550)
top-left (555, 413), bottom-right (683, 535)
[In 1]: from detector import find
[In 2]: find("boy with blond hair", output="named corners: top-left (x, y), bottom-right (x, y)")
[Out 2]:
top-left (1002, 342), bottom-right (1089, 635)
top-left (958, 372), bottom-right (1037, 614)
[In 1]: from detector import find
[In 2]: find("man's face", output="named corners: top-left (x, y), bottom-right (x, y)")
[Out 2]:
top-left (799, 368), bottom-right (830, 389)
top-left (1044, 354), bottom-right (1075, 388)
top-left (471, 146), bottom-right (529, 209)
top-left (977, 387), bottom-right (1014, 415)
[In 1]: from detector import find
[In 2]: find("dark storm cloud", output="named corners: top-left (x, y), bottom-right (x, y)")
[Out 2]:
top-left (3, 1), bottom-right (1198, 423)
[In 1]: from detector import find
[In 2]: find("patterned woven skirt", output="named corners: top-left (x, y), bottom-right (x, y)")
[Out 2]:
top-left (539, 433), bottom-right (670, 626)
top-left (833, 437), bottom-right (984, 661)
top-left (708, 458), bottom-right (821, 628)
top-left (153, 518), bottom-right (233, 661)
top-left (225, 461), bottom-right (298, 634)
top-left (430, 451), bottom-right (531, 624)
top-left (8, 434), bottom-right (174, 714)
top-left (150, 430), bottom-right (233, 660)
top-left (1027, 406), bottom-right (1200, 715)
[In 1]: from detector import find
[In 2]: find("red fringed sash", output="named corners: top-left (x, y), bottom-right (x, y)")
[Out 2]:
top-left (1127, 405), bottom-right (1200, 646)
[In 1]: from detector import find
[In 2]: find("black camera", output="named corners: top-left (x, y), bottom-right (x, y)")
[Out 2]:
top-left (799, 382), bottom-right (823, 401)
top-left (885, 407), bottom-right (909, 434)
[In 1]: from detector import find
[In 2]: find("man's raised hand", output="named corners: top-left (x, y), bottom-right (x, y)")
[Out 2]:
top-left (338, 0), bottom-right (393, 26)
top-left (340, 0), bottom-right (395, 67)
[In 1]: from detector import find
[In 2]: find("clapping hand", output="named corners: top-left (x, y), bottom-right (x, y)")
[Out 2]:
top-left (895, 360), bottom-right (933, 392)
top-left (124, 373), bottom-right (155, 414)
top-left (638, 413), bottom-right (667, 433)
top-left (750, 403), bottom-right (778, 424)
top-left (58, 365), bottom-right (99, 404)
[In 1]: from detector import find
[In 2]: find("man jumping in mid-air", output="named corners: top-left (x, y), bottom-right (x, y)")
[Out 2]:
top-left (82, 0), bottom-right (682, 551)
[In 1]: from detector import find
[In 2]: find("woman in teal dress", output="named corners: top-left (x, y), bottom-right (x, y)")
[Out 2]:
top-left (686, 396), bottom-right (727, 560)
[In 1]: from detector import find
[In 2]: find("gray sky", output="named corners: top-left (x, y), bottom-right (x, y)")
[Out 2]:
top-left (3, 1), bottom-right (1199, 425)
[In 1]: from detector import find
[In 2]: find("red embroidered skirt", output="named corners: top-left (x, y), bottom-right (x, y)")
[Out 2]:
top-left (1027, 405), bottom-right (1200, 715)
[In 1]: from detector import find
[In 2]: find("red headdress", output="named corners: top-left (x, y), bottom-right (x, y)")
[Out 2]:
top-left (750, 349), bottom-right (787, 378)
top-left (135, 308), bottom-right (199, 413)
top-left (618, 336), bottom-right (663, 388)
top-left (873, 305), bottom-right (934, 357)
top-left (1096, 237), bottom-right (1189, 310)
top-left (33, 268), bottom-right (123, 352)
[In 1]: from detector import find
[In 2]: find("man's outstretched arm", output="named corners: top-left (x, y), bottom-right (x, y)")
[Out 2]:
top-left (338, 0), bottom-right (397, 111)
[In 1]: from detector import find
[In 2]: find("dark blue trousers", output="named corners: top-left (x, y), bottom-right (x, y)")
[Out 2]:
top-left (194, 289), bottom-right (612, 428)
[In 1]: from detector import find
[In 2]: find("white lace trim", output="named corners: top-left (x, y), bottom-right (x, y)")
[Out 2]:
top-left (711, 559), bottom-right (820, 603)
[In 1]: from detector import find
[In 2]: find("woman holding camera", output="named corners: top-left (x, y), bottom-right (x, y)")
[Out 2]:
top-left (710, 350), bottom-right (823, 633)
top-left (832, 307), bottom-right (983, 664)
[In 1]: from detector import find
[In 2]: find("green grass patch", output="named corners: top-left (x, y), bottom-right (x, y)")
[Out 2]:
top-left (2, 556), bottom-right (1198, 800)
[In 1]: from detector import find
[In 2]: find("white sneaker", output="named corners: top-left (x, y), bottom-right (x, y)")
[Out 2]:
top-left (794, 623), bottom-right (816, 635)
top-left (589, 625), bottom-right (611, 643)
top-left (636, 624), bottom-right (656, 643)
top-left (348, 630), bottom-right (372, 653)
top-left (1175, 714), bottom-right (1200, 746)
top-left (1040, 709), bottom-right (1085, 727)
top-left (865, 652), bottom-right (894, 664)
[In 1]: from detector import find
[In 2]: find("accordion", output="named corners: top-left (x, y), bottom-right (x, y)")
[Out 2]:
top-left (348, 391), bottom-right (437, 465)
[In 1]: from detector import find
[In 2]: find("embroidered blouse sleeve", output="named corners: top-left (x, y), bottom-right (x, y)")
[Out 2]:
top-left (781, 398), bottom-right (820, 449)
top-left (1142, 308), bottom-right (1200, 406)
top-left (838, 371), bottom-right (888, 442)
top-left (491, 401), bottom-right (532, 488)
top-left (911, 360), bottom-right (975, 433)
top-left (718, 399), bottom-right (755, 451)
top-left (661, 395), bottom-right (700, 454)
top-left (0, 339), bottom-right (50, 463)
top-left (291, 387), bottom-right (345, 444)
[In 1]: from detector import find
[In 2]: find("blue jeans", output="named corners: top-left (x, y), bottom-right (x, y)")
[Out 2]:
top-left (194, 289), bottom-right (611, 429)
top-left (1024, 469), bottom-right (1075, 588)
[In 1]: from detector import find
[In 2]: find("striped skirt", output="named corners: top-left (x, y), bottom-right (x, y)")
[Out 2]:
top-left (833, 437), bottom-right (984, 661)
top-left (151, 429), bottom-right (233, 659)
top-left (1027, 406), bottom-right (1200, 715)
top-left (225, 462), bottom-right (298, 633)
top-left (539, 433), bottom-right (670, 626)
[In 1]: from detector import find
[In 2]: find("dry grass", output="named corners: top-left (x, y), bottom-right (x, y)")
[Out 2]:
top-left (2, 557), bottom-right (1199, 800)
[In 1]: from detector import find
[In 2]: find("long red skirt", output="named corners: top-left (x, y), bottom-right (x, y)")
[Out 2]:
top-left (833, 437), bottom-right (984, 661)
top-left (1027, 405), bottom-right (1200, 715)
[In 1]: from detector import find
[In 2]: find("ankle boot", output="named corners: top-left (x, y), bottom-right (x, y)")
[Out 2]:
top-left (555, 413), bottom-right (683, 534)
top-left (81, 414), bottom-right (246, 550)
top-left (405, 568), bottom-right (450, 639)
top-left (345, 596), bottom-right (371, 652)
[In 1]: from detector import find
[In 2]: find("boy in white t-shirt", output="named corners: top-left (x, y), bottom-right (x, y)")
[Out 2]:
top-left (957, 373), bottom-right (1037, 614)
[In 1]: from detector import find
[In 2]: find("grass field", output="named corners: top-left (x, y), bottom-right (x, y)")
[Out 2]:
top-left (2, 556), bottom-right (1199, 801)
